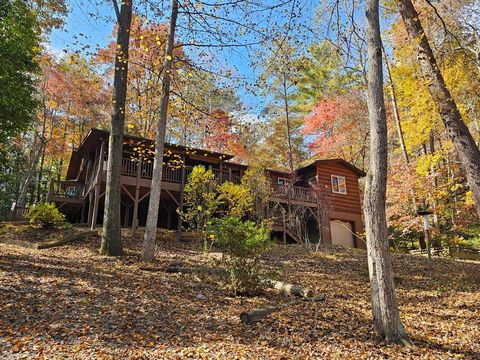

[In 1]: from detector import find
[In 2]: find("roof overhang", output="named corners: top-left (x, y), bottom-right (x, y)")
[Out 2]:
top-left (296, 159), bottom-right (366, 177)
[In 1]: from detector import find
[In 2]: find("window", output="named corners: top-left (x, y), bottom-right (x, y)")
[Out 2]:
top-left (278, 178), bottom-right (290, 186)
top-left (331, 175), bottom-right (347, 194)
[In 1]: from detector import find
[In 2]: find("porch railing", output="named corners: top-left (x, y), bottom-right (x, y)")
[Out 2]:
top-left (48, 180), bottom-right (85, 200)
top-left (121, 158), bottom-right (241, 185)
top-left (8, 206), bottom-right (28, 221)
top-left (121, 158), bottom-right (182, 182)
top-left (273, 184), bottom-right (317, 203)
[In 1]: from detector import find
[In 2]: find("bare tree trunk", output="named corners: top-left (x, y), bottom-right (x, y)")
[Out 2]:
top-left (364, 0), bottom-right (410, 345)
top-left (282, 77), bottom-right (295, 174)
top-left (100, 0), bottom-right (133, 256)
top-left (398, 0), bottom-right (480, 221)
top-left (142, 0), bottom-right (179, 262)
top-left (383, 51), bottom-right (409, 165)
top-left (35, 101), bottom-right (49, 203)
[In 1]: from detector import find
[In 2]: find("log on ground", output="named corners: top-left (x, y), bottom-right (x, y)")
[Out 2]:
top-left (240, 295), bottom-right (325, 325)
top-left (265, 279), bottom-right (315, 298)
top-left (36, 230), bottom-right (98, 249)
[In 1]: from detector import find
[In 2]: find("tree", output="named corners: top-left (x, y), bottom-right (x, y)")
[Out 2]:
top-left (142, 0), bottom-right (179, 262)
top-left (259, 40), bottom-right (303, 173)
top-left (302, 95), bottom-right (369, 169)
top-left (294, 41), bottom-right (362, 113)
top-left (397, 0), bottom-right (480, 221)
top-left (95, 17), bottom-right (187, 139)
top-left (0, 0), bottom-right (40, 145)
top-left (201, 109), bottom-right (242, 154)
top-left (100, 0), bottom-right (133, 256)
top-left (363, 0), bottom-right (410, 344)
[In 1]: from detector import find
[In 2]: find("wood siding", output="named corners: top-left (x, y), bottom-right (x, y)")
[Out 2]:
top-left (316, 163), bottom-right (363, 215)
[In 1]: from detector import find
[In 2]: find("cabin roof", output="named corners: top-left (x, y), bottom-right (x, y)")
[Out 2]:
top-left (296, 159), bottom-right (366, 177)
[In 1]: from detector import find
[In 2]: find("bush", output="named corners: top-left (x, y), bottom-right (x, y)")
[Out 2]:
top-left (241, 164), bottom-right (273, 222)
top-left (26, 203), bottom-right (65, 228)
top-left (209, 216), bottom-right (272, 295)
top-left (218, 182), bottom-right (253, 218)
top-left (180, 166), bottom-right (220, 246)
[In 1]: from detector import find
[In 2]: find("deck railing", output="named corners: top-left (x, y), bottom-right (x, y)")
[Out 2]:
top-left (48, 180), bottom-right (85, 200)
top-left (8, 206), bottom-right (28, 221)
top-left (121, 158), bottom-right (182, 182)
top-left (273, 184), bottom-right (317, 203)
top-left (53, 160), bottom-right (315, 204)
top-left (120, 158), bottom-right (241, 185)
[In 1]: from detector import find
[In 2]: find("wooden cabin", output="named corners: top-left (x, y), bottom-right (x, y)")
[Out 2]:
top-left (48, 128), bottom-right (366, 248)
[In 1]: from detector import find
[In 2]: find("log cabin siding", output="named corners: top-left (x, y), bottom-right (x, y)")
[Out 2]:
top-left (316, 163), bottom-right (363, 215)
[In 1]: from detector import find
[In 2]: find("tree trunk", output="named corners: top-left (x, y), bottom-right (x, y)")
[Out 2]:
top-left (100, 0), bottom-right (133, 256)
top-left (142, 0), bottom-right (179, 262)
top-left (383, 51), bottom-right (409, 165)
top-left (35, 102), bottom-right (49, 203)
top-left (364, 0), bottom-right (410, 345)
top-left (397, 0), bottom-right (480, 221)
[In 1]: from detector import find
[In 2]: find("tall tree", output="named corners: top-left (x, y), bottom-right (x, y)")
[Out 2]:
top-left (364, 0), bottom-right (410, 344)
top-left (0, 0), bottom-right (40, 145)
top-left (100, 0), bottom-right (133, 256)
top-left (301, 95), bottom-right (369, 169)
top-left (397, 0), bottom-right (480, 220)
top-left (142, 0), bottom-right (179, 262)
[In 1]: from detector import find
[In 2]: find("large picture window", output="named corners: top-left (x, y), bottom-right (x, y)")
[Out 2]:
top-left (331, 175), bottom-right (347, 194)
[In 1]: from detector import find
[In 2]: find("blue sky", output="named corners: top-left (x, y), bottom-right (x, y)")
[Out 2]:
top-left (49, 0), bottom-right (324, 116)
top-left (48, 1), bottom-right (378, 119)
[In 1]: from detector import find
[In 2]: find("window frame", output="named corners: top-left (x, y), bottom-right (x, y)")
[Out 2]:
top-left (331, 175), bottom-right (347, 195)
top-left (277, 177), bottom-right (291, 186)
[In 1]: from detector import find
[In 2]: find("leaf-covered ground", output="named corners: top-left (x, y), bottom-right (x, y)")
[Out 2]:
top-left (0, 229), bottom-right (479, 359)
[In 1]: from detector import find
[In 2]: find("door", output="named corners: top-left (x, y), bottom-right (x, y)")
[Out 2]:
top-left (330, 220), bottom-right (354, 248)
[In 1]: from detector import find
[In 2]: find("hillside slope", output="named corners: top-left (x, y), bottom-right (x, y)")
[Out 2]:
top-left (0, 232), bottom-right (479, 359)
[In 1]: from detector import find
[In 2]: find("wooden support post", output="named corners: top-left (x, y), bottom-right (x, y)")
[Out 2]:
top-left (85, 157), bottom-right (90, 184)
top-left (167, 208), bottom-right (172, 229)
top-left (87, 191), bottom-right (93, 225)
top-left (177, 156), bottom-right (186, 240)
top-left (131, 159), bottom-right (142, 236)
top-left (124, 204), bottom-right (130, 227)
top-left (80, 201), bottom-right (86, 224)
top-left (46, 179), bottom-right (54, 202)
top-left (282, 208), bottom-right (287, 245)
top-left (91, 184), bottom-right (100, 229)
top-left (228, 168), bottom-right (232, 182)
top-left (90, 140), bottom-right (105, 230)
top-left (219, 159), bottom-right (223, 183)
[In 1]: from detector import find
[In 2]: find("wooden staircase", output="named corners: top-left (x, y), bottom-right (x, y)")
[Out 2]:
top-left (271, 223), bottom-right (301, 243)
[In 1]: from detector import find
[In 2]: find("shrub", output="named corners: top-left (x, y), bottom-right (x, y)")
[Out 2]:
top-left (218, 182), bottom-right (253, 218)
top-left (26, 202), bottom-right (65, 228)
top-left (209, 216), bottom-right (272, 295)
top-left (180, 166), bottom-right (220, 248)
top-left (241, 164), bottom-right (273, 222)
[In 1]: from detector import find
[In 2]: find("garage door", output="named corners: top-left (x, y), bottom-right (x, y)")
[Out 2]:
top-left (330, 220), bottom-right (354, 248)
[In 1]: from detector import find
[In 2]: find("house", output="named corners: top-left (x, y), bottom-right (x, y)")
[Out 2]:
top-left (48, 128), bottom-right (365, 248)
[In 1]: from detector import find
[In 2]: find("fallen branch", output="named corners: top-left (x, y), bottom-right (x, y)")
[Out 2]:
top-left (163, 265), bottom-right (224, 275)
top-left (36, 230), bottom-right (98, 249)
top-left (240, 295), bottom-right (325, 325)
top-left (140, 265), bottom-right (225, 273)
top-left (161, 265), bottom-right (315, 298)
top-left (265, 280), bottom-right (314, 299)
top-left (0, 230), bottom-right (97, 250)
